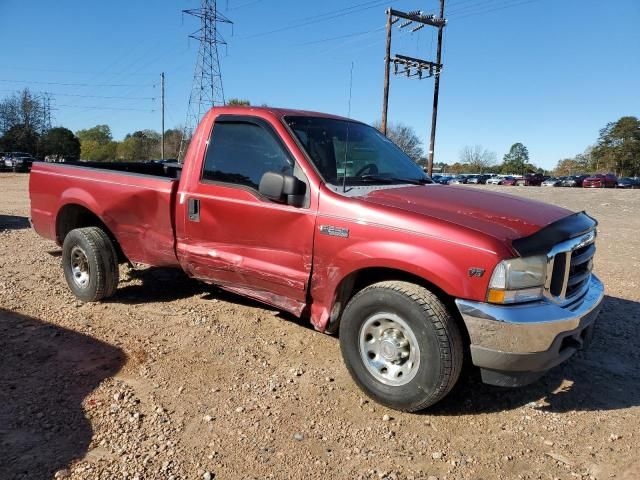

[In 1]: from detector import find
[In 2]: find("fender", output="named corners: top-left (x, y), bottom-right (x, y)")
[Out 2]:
top-left (309, 238), bottom-right (498, 332)
top-left (56, 189), bottom-right (111, 242)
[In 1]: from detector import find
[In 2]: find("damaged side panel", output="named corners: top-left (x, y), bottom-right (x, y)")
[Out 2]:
top-left (176, 184), bottom-right (316, 312)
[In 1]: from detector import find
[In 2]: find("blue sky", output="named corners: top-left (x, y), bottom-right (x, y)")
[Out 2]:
top-left (1, 0), bottom-right (638, 169)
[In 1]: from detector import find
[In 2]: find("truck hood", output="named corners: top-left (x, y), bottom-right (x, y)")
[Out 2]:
top-left (360, 185), bottom-right (572, 243)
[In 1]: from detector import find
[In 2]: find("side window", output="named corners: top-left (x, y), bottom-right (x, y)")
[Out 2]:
top-left (202, 121), bottom-right (293, 190)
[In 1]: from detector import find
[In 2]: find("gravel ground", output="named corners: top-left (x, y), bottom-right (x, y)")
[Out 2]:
top-left (1, 172), bottom-right (639, 480)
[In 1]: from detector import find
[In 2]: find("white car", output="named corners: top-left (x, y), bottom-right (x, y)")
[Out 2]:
top-left (486, 176), bottom-right (504, 185)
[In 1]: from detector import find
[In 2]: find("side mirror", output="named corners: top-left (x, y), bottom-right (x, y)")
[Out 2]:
top-left (259, 171), bottom-right (306, 207)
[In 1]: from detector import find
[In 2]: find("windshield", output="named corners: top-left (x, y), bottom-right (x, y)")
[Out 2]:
top-left (284, 116), bottom-right (430, 186)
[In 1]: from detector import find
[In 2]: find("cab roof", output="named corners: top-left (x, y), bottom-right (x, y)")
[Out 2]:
top-left (211, 105), bottom-right (354, 122)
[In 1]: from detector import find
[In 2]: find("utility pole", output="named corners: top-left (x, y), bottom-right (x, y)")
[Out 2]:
top-left (427, 0), bottom-right (446, 177)
top-left (381, 10), bottom-right (392, 136)
top-left (160, 72), bottom-right (165, 159)
top-left (379, 5), bottom-right (446, 175)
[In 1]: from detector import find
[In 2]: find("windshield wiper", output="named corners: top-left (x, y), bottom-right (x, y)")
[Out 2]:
top-left (359, 175), bottom-right (432, 185)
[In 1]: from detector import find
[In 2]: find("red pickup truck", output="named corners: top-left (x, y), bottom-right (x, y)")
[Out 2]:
top-left (30, 106), bottom-right (604, 411)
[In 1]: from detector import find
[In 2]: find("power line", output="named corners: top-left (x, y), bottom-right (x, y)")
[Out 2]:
top-left (0, 78), bottom-right (154, 88)
top-left (226, 0), bottom-right (266, 10)
top-left (296, 26), bottom-right (386, 46)
top-left (2, 66), bottom-right (157, 76)
top-left (448, 0), bottom-right (547, 18)
top-left (239, 0), bottom-right (399, 40)
top-left (0, 90), bottom-right (155, 101)
top-left (54, 104), bottom-right (156, 112)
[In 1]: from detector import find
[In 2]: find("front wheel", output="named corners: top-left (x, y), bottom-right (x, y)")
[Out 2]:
top-left (339, 281), bottom-right (464, 412)
top-left (62, 227), bottom-right (119, 302)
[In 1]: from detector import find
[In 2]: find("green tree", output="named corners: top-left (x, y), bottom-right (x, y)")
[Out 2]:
top-left (0, 124), bottom-right (40, 155)
top-left (373, 121), bottom-right (424, 163)
top-left (501, 143), bottom-right (530, 174)
top-left (76, 124), bottom-right (112, 145)
top-left (592, 116), bottom-right (640, 176)
top-left (76, 125), bottom-right (117, 161)
top-left (39, 127), bottom-right (81, 161)
top-left (554, 149), bottom-right (592, 176)
top-left (554, 158), bottom-right (581, 176)
top-left (227, 98), bottom-right (251, 106)
top-left (117, 130), bottom-right (160, 161)
top-left (80, 139), bottom-right (118, 161)
top-left (162, 128), bottom-right (183, 159)
top-left (448, 162), bottom-right (466, 174)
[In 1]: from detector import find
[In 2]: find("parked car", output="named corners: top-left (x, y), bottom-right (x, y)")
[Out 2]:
top-left (29, 106), bottom-right (604, 412)
top-left (517, 173), bottom-right (546, 186)
top-left (467, 174), bottom-right (491, 184)
top-left (542, 177), bottom-right (564, 187)
top-left (434, 175), bottom-right (452, 185)
top-left (617, 177), bottom-right (640, 189)
top-left (485, 176), bottom-right (505, 185)
top-left (562, 175), bottom-right (588, 187)
top-left (501, 176), bottom-right (518, 186)
top-left (583, 173), bottom-right (618, 188)
top-left (4, 155), bottom-right (34, 172)
top-left (2, 152), bottom-right (35, 172)
top-left (448, 175), bottom-right (468, 185)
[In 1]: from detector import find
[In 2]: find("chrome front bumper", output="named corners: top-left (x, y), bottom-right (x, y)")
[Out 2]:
top-left (455, 274), bottom-right (604, 386)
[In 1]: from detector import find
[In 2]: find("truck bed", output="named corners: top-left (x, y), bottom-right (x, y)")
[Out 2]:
top-left (29, 161), bottom-right (181, 268)
top-left (60, 160), bottom-right (183, 179)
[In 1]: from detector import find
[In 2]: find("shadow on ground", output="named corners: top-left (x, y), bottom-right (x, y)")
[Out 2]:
top-left (109, 267), bottom-right (268, 311)
top-left (108, 267), bottom-right (313, 328)
top-left (428, 295), bottom-right (640, 415)
top-left (0, 214), bottom-right (30, 231)
top-left (0, 308), bottom-right (125, 479)
top-left (108, 267), bottom-right (208, 304)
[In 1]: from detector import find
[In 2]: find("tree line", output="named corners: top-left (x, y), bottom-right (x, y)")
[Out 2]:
top-left (0, 88), bottom-right (185, 162)
top-left (2, 89), bottom-right (637, 176)
top-left (553, 117), bottom-right (640, 177)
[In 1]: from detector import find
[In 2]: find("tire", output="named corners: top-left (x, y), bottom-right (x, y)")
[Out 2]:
top-left (339, 281), bottom-right (464, 412)
top-left (62, 227), bottom-right (119, 302)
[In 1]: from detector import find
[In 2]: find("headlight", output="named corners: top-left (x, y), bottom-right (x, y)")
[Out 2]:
top-left (487, 255), bottom-right (547, 304)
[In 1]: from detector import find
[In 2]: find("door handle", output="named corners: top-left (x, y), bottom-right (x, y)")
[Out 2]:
top-left (188, 198), bottom-right (200, 222)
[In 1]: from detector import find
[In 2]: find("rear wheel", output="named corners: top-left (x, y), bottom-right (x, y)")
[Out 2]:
top-left (62, 227), bottom-right (119, 302)
top-left (339, 281), bottom-right (464, 412)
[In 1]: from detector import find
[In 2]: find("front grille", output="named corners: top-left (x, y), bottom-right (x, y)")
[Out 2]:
top-left (566, 243), bottom-right (595, 297)
top-left (545, 230), bottom-right (596, 304)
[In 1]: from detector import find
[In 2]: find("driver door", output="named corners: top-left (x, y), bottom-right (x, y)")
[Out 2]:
top-left (178, 116), bottom-right (315, 311)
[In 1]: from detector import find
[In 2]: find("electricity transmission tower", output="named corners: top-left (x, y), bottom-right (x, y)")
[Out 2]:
top-left (42, 92), bottom-right (53, 132)
top-left (179, 0), bottom-right (232, 161)
top-left (380, 2), bottom-right (446, 176)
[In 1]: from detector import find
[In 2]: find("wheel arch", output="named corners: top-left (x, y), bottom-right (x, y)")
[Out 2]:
top-left (56, 203), bottom-right (126, 263)
top-left (323, 266), bottom-right (471, 348)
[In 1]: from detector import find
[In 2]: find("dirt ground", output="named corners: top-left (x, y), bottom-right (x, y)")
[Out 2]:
top-left (1, 172), bottom-right (639, 480)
